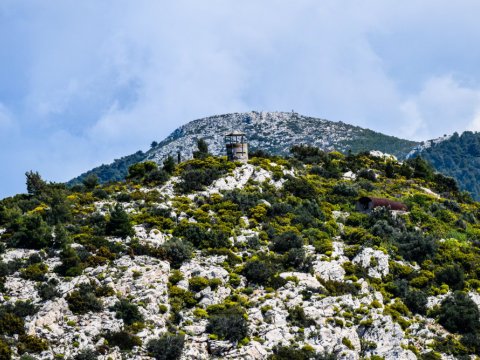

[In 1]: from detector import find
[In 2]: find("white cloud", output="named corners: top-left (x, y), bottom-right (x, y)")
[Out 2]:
top-left (3, 1), bottom-right (480, 197)
top-left (399, 75), bottom-right (480, 140)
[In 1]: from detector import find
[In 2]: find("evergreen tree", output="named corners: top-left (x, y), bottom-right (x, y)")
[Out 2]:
top-left (163, 155), bottom-right (176, 174)
top-left (193, 139), bottom-right (209, 159)
top-left (25, 171), bottom-right (46, 196)
top-left (106, 204), bottom-right (134, 239)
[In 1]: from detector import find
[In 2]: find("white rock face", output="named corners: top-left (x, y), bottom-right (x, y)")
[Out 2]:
top-left (280, 272), bottom-right (322, 290)
top-left (353, 247), bottom-right (389, 278)
top-left (360, 313), bottom-right (416, 360)
top-left (134, 225), bottom-right (168, 247)
top-left (313, 260), bottom-right (346, 282)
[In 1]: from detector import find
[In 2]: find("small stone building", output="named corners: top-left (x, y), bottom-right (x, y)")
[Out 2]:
top-left (356, 196), bottom-right (408, 213)
top-left (225, 131), bottom-right (248, 162)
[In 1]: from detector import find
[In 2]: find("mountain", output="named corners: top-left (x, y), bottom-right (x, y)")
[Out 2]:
top-left (68, 111), bottom-right (418, 186)
top-left (410, 131), bottom-right (480, 200)
top-left (1, 152), bottom-right (479, 359)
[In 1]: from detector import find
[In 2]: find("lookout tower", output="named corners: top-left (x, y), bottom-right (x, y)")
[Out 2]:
top-left (225, 131), bottom-right (248, 162)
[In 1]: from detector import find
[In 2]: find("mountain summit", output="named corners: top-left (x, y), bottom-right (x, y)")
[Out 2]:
top-left (69, 112), bottom-right (418, 185)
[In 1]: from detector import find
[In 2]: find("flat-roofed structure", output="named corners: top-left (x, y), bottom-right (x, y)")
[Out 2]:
top-left (356, 196), bottom-right (408, 213)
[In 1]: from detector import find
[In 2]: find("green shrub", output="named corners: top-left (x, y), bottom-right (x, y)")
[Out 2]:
top-left (206, 306), bottom-right (248, 342)
top-left (404, 289), bottom-right (428, 315)
top-left (104, 330), bottom-right (142, 350)
top-left (146, 333), bottom-right (185, 360)
top-left (189, 276), bottom-right (210, 292)
top-left (209, 278), bottom-right (222, 290)
top-left (287, 306), bottom-right (315, 327)
top-left (66, 283), bottom-right (103, 314)
top-left (438, 291), bottom-right (480, 334)
top-left (271, 231), bottom-right (303, 253)
top-left (21, 262), bottom-right (48, 281)
top-left (169, 270), bottom-right (184, 285)
top-left (394, 231), bottom-right (437, 263)
top-left (268, 344), bottom-right (334, 360)
top-left (283, 177), bottom-right (317, 199)
top-left (17, 335), bottom-right (49, 354)
top-left (243, 259), bottom-right (275, 286)
top-left (161, 238), bottom-right (193, 269)
top-left (105, 203), bottom-right (134, 239)
top-left (74, 349), bottom-right (99, 360)
top-left (435, 264), bottom-right (464, 290)
top-left (0, 339), bottom-right (12, 359)
top-left (111, 299), bottom-right (144, 326)
top-left (0, 311), bottom-right (25, 335)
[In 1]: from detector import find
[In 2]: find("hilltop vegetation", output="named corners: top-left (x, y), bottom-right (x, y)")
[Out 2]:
top-left (68, 111), bottom-right (418, 187)
top-left (416, 131), bottom-right (480, 200)
top-left (1, 144), bottom-right (480, 359)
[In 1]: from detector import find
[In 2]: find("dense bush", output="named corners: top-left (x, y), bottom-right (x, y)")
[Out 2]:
top-left (287, 306), bottom-right (315, 327)
top-left (435, 264), bottom-right (464, 290)
top-left (103, 330), bottom-right (142, 350)
top-left (161, 238), bottom-right (193, 269)
top-left (8, 214), bottom-right (53, 249)
top-left (0, 311), bottom-right (25, 335)
top-left (111, 299), bottom-right (144, 325)
top-left (271, 231), bottom-right (303, 253)
top-left (269, 345), bottom-right (334, 360)
top-left (189, 276), bottom-right (210, 292)
top-left (0, 339), bottom-right (12, 360)
top-left (66, 283), bottom-right (103, 314)
top-left (283, 177), bottom-right (317, 199)
top-left (394, 231), bottom-right (437, 263)
top-left (243, 259), bottom-right (276, 286)
top-left (404, 289), bottom-right (428, 315)
top-left (332, 183), bottom-right (358, 197)
top-left (20, 262), bottom-right (48, 281)
top-left (147, 333), bottom-right (185, 360)
top-left (17, 335), bottom-right (49, 354)
top-left (206, 306), bottom-right (248, 342)
top-left (74, 349), bottom-right (99, 360)
top-left (438, 291), bottom-right (480, 334)
top-left (105, 204), bottom-right (134, 239)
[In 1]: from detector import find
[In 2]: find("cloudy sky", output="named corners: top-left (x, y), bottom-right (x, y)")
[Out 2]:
top-left (2, 1), bottom-right (480, 198)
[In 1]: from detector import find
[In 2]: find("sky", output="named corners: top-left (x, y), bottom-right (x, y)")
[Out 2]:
top-left (2, 1), bottom-right (480, 198)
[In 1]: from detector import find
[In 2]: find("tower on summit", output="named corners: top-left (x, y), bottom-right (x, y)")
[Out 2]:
top-left (225, 131), bottom-right (248, 162)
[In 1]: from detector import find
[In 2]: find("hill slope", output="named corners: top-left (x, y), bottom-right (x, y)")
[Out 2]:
top-left (69, 111), bottom-right (418, 185)
top-left (410, 131), bottom-right (480, 200)
top-left (1, 151), bottom-right (480, 359)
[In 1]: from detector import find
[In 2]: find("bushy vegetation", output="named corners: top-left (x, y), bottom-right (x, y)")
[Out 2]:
top-left (3, 146), bottom-right (480, 358)
top-left (206, 305), bottom-right (248, 342)
top-left (146, 333), bottom-right (185, 360)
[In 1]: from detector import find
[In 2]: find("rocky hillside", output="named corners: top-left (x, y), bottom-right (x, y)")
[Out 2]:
top-left (1, 148), bottom-right (480, 359)
top-left (69, 111), bottom-right (418, 186)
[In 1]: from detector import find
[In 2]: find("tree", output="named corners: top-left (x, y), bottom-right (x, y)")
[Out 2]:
top-left (106, 204), bottom-right (134, 239)
top-left (193, 139), bottom-right (209, 159)
top-left (161, 238), bottom-right (193, 269)
top-left (25, 171), bottom-right (46, 196)
top-left (206, 306), bottom-right (248, 342)
top-left (147, 333), bottom-right (185, 360)
top-left (151, 141), bottom-right (158, 148)
top-left (438, 291), bottom-right (480, 334)
top-left (163, 155), bottom-right (176, 174)
top-left (8, 214), bottom-right (53, 249)
top-left (111, 299), bottom-right (144, 325)
top-left (82, 174), bottom-right (99, 191)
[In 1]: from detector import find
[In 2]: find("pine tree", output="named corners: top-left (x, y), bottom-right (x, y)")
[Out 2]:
top-left (106, 204), bottom-right (134, 239)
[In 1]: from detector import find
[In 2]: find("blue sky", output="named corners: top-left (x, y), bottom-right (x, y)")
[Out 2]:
top-left (2, 1), bottom-right (480, 198)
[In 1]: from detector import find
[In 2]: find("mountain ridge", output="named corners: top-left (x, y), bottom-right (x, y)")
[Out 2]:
top-left (68, 111), bottom-right (418, 186)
